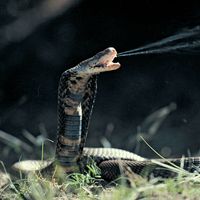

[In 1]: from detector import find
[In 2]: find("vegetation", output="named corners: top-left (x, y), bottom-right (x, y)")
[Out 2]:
top-left (1, 158), bottom-right (200, 200)
top-left (1, 104), bottom-right (200, 199)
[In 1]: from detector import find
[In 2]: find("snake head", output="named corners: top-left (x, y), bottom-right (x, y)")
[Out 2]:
top-left (77, 47), bottom-right (121, 74)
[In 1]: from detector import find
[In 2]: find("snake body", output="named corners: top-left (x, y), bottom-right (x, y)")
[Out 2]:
top-left (13, 47), bottom-right (200, 181)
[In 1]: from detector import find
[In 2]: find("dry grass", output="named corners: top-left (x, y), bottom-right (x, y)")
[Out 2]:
top-left (1, 161), bottom-right (200, 200)
top-left (1, 103), bottom-right (200, 199)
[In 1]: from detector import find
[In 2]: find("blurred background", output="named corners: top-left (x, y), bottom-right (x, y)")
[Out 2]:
top-left (1, 0), bottom-right (200, 168)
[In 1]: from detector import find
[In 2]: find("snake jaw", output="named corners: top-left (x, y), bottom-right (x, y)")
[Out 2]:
top-left (94, 47), bottom-right (121, 72)
top-left (77, 47), bottom-right (121, 74)
top-left (105, 61), bottom-right (121, 71)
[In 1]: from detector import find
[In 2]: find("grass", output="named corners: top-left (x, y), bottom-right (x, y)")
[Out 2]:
top-left (1, 160), bottom-right (200, 200)
top-left (1, 138), bottom-right (200, 200)
top-left (1, 103), bottom-right (200, 199)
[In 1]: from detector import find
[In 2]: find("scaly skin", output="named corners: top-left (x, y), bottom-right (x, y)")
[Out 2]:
top-left (12, 47), bottom-right (200, 181)
top-left (55, 47), bottom-right (120, 172)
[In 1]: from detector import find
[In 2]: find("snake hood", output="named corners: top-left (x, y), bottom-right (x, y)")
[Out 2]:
top-left (71, 47), bottom-right (121, 75)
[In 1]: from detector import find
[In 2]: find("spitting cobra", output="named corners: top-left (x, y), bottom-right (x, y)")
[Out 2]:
top-left (13, 47), bottom-right (200, 181)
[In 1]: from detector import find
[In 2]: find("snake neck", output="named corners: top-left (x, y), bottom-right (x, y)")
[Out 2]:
top-left (54, 47), bottom-right (119, 173)
top-left (55, 71), bottom-right (91, 172)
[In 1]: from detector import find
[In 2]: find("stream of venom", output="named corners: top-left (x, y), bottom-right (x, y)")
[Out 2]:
top-left (117, 25), bottom-right (200, 57)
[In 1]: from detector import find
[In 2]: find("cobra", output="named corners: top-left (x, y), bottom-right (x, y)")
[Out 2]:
top-left (13, 47), bottom-right (200, 181)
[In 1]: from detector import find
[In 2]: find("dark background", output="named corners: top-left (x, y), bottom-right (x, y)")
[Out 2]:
top-left (1, 0), bottom-right (200, 166)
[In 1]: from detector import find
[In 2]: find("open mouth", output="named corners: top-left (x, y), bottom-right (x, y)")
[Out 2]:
top-left (106, 59), bottom-right (121, 70)
top-left (102, 47), bottom-right (121, 70)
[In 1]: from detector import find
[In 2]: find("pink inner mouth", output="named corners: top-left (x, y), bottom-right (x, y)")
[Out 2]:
top-left (104, 49), bottom-right (120, 67)
top-left (96, 47), bottom-right (121, 70)
top-left (105, 55), bottom-right (120, 69)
